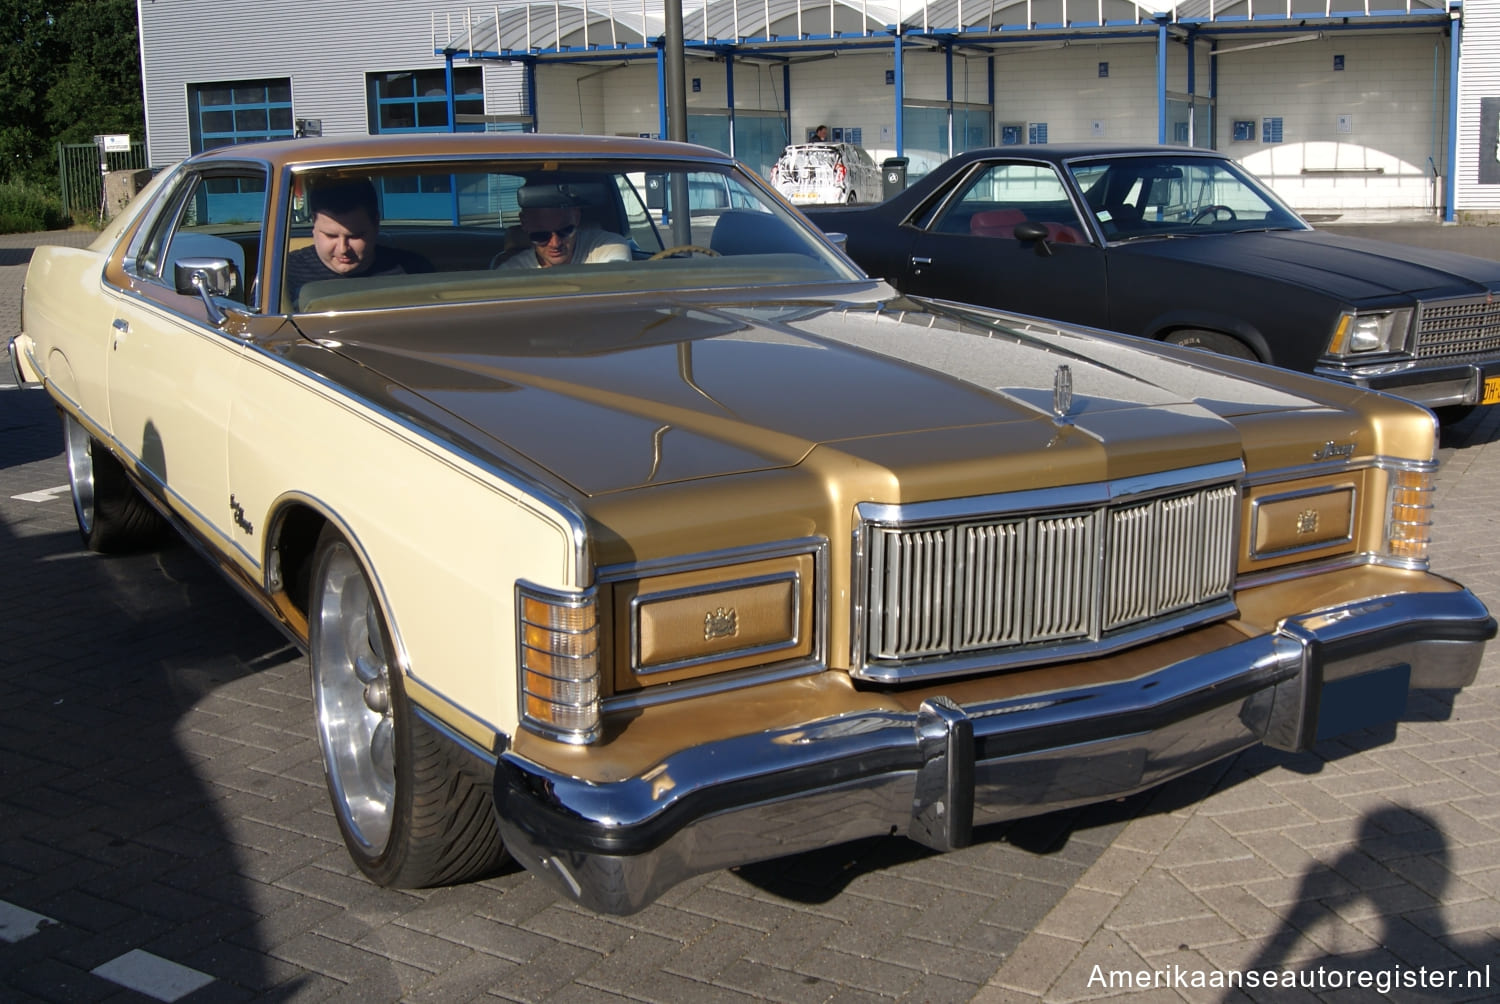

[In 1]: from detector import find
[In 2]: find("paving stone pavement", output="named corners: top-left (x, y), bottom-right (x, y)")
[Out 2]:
top-left (1, 223), bottom-right (1497, 1003)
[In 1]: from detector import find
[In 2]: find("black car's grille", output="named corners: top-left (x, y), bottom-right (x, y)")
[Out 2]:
top-left (1413, 296), bottom-right (1500, 360)
top-left (859, 480), bottom-right (1238, 667)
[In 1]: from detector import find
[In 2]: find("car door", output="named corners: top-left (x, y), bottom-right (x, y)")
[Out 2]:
top-left (900, 160), bottom-right (1110, 329)
top-left (105, 163), bottom-right (267, 554)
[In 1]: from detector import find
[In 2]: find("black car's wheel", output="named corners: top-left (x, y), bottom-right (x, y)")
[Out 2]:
top-left (1163, 329), bottom-right (1259, 361)
top-left (309, 527), bottom-right (506, 888)
top-left (63, 412), bottom-right (167, 553)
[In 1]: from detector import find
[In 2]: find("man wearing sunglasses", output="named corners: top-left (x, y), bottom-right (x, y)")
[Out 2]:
top-left (497, 184), bottom-right (631, 270)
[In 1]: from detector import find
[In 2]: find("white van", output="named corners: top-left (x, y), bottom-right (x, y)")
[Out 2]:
top-left (770, 142), bottom-right (882, 205)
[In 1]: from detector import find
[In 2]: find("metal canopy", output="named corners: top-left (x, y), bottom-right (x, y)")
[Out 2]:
top-left (431, 0), bottom-right (1455, 61)
top-left (428, 0), bottom-right (1463, 218)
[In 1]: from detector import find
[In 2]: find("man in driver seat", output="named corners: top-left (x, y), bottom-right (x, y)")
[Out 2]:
top-left (497, 184), bottom-right (630, 269)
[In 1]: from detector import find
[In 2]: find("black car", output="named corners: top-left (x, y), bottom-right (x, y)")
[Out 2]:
top-left (804, 144), bottom-right (1500, 422)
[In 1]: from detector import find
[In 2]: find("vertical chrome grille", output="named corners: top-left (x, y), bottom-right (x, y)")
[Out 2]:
top-left (861, 477), bottom-right (1239, 667)
top-left (1414, 296), bottom-right (1500, 360)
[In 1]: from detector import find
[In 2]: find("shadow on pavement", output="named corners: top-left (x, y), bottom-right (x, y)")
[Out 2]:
top-left (1244, 805), bottom-right (1499, 1001)
top-left (0, 421), bottom-right (319, 1000)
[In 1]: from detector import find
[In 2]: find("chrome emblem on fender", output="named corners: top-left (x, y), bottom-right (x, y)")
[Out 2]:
top-left (1053, 365), bottom-right (1073, 421)
top-left (1312, 440), bottom-right (1355, 461)
top-left (704, 607), bottom-right (738, 641)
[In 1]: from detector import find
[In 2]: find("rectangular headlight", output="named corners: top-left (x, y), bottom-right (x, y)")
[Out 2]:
top-left (1327, 308), bottom-right (1413, 356)
top-left (1385, 465), bottom-right (1434, 564)
top-left (516, 583), bottom-right (600, 743)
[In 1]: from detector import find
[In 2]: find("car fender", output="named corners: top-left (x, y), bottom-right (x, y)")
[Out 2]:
top-left (1140, 309), bottom-right (1275, 363)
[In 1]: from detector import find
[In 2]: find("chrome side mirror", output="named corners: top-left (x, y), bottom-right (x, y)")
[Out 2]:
top-left (174, 257), bottom-right (242, 326)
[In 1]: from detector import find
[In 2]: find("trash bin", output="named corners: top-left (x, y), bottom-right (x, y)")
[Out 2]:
top-left (881, 157), bottom-right (909, 200)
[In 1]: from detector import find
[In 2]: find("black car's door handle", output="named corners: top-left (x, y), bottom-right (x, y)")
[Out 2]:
top-left (911, 256), bottom-right (932, 266)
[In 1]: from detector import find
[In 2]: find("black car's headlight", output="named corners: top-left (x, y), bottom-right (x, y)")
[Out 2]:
top-left (1326, 308), bottom-right (1414, 356)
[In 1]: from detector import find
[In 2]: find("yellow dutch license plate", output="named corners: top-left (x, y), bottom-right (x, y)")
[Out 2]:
top-left (1483, 377), bottom-right (1500, 405)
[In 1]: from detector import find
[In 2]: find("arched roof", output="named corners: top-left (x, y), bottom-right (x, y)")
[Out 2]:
top-left (431, 0), bottom-right (1456, 59)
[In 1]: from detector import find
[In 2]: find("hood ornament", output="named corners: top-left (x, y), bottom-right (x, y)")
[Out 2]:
top-left (1053, 365), bottom-right (1073, 422)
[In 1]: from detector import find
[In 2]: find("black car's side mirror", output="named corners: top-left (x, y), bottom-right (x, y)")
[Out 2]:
top-left (1012, 221), bottom-right (1053, 257)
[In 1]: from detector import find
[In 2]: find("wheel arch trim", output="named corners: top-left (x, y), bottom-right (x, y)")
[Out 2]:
top-left (271, 491), bottom-right (511, 758)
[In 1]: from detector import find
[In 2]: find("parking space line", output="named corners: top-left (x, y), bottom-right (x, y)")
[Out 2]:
top-left (10, 484), bottom-right (68, 502)
top-left (0, 899), bottom-right (56, 943)
top-left (91, 950), bottom-right (214, 1002)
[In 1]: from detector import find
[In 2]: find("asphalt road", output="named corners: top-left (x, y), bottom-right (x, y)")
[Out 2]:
top-left (2, 223), bottom-right (1497, 1002)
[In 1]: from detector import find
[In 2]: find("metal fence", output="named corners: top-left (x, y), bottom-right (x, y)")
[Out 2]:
top-left (57, 142), bottom-right (149, 218)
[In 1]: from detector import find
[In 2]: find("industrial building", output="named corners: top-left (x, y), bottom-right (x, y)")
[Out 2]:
top-left (135, 0), bottom-right (1500, 219)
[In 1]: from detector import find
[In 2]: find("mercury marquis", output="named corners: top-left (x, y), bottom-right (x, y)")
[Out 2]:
top-left (11, 134), bottom-right (1494, 914)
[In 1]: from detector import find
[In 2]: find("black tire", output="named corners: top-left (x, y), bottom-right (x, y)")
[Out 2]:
top-left (308, 527), bottom-right (506, 887)
top-left (62, 411), bottom-right (168, 553)
top-left (1163, 329), bottom-right (1260, 362)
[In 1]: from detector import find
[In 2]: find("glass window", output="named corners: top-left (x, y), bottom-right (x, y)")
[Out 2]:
top-left (367, 68), bottom-right (485, 134)
top-left (285, 160), bottom-right (859, 313)
top-left (1067, 155), bottom-right (1305, 237)
top-left (926, 163), bottom-right (1081, 235)
top-left (130, 168), bottom-right (267, 308)
top-left (188, 79), bottom-right (294, 153)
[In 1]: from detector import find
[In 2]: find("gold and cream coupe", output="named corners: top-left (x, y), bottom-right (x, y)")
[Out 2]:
top-left (12, 134), bottom-right (1493, 913)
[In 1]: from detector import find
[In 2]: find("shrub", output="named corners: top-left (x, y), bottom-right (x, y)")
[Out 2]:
top-left (0, 180), bottom-right (73, 234)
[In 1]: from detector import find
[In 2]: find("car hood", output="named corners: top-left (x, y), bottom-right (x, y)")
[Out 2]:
top-left (1119, 229), bottom-right (1500, 301)
top-left (292, 294), bottom-right (1348, 497)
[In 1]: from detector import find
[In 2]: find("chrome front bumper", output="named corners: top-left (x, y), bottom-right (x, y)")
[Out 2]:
top-left (6, 335), bottom-right (35, 387)
top-left (1315, 356), bottom-right (1500, 409)
top-left (493, 588), bottom-right (1493, 914)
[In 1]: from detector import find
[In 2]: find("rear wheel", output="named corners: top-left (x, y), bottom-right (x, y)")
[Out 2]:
top-left (1163, 329), bottom-right (1259, 361)
top-left (63, 412), bottom-right (167, 552)
top-left (309, 527), bottom-right (506, 887)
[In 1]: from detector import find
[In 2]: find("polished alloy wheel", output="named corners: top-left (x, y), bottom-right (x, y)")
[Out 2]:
top-left (63, 413), bottom-right (96, 536)
top-left (312, 545), bottom-right (396, 853)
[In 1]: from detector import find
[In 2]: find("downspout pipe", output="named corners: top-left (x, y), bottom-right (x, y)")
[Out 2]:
top-left (1446, 5), bottom-right (1460, 223)
top-left (1157, 21), bottom-right (1168, 145)
top-left (894, 27), bottom-right (905, 156)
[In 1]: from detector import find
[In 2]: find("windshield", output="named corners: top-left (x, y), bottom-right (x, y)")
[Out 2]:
top-left (1067, 155), bottom-right (1308, 240)
top-left (283, 158), bottom-right (861, 313)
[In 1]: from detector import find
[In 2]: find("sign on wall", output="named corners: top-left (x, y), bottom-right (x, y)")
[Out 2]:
top-left (1481, 98), bottom-right (1500, 186)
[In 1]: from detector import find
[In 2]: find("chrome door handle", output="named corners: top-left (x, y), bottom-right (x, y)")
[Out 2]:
top-left (911, 256), bottom-right (932, 266)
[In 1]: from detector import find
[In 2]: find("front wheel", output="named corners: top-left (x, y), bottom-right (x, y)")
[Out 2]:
top-left (1162, 329), bottom-right (1259, 361)
top-left (63, 411), bottom-right (167, 553)
top-left (309, 528), bottom-right (506, 887)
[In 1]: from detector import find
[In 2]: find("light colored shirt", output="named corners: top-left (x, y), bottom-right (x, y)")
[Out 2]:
top-left (499, 227), bottom-right (632, 269)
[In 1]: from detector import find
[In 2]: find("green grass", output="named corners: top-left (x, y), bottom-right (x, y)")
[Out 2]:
top-left (0, 179), bottom-right (73, 234)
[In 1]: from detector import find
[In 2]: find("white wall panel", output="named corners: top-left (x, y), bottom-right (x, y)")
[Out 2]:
top-left (995, 42), bottom-right (1163, 146)
top-left (1457, 0), bottom-right (1500, 211)
top-left (1217, 32), bottom-right (1449, 214)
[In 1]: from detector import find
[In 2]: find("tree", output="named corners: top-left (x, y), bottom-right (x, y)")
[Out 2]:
top-left (0, 0), bottom-right (142, 187)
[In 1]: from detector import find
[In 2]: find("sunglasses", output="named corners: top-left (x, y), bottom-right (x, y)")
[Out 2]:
top-left (527, 223), bottom-right (578, 244)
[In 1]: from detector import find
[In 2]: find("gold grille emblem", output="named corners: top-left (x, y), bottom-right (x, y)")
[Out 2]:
top-left (1296, 509), bottom-right (1320, 535)
top-left (704, 607), bottom-right (738, 641)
